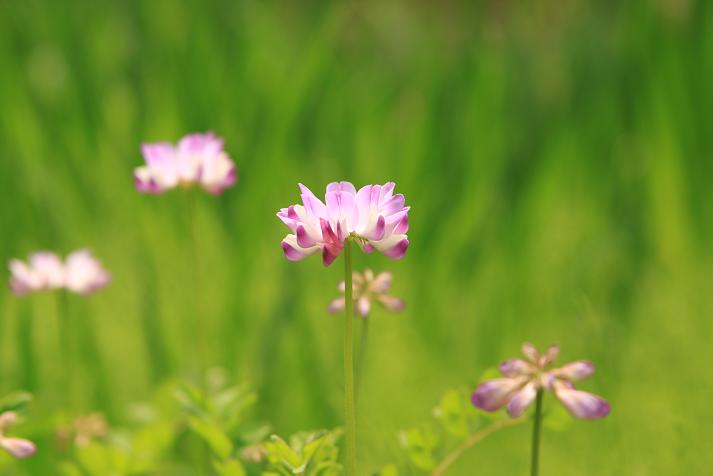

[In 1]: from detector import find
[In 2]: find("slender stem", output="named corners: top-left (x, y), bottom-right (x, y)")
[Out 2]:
top-left (56, 292), bottom-right (73, 409)
top-left (432, 418), bottom-right (523, 476)
top-left (531, 390), bottom-right (544, 476)
top-left (355, 316), bottom-right (369, 397)
top-left (343, 240), bottom-right (357, 475)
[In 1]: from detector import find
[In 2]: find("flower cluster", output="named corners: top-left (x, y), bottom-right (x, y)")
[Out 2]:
top-left (0, 412), bottom-right (36, 458)
top-left (134, 132), bottom-right (237, 195)
top-left (328, 269), bottom-right (405, 318)
top-left (9, 250), bottom-right (110, 296)
top-left (277, 182), bottom-right (409, 266)
top-left (471, 343), bottom-right (610, 420)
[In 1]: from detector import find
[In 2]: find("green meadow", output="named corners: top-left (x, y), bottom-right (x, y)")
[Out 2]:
top-left (1, 0), bottom-right (712, 474)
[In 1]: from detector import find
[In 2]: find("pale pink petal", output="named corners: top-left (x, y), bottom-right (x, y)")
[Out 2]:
top-left (326, 181), bottom-right (357, 195)
top-left (553, 361), bottom-right (595, 382)
top-left (521, 342), bottom-right (540, 364)
top-left (29, 252), bottom-right (65, 289)
top-left (540, 344), bottom-right (560, 366)
top-left (357, 296), bottom-right (371, 317)
top-left (140, 143), bottom-right (175, 167)
top-left (8, 260), bottom-right (40, 295)
top-left (500, 359), bottom-right (535, 377)
top-left (376, 295), bottom-right (405, 312)
top-left (328, 297), bottom-right (345, 314)
top-left (0, 412), bottom-right (17, 430)
top-left (552, 381), bottom-right (610, 420)
top-left (471, 377), bottom-right (527, 412)
top-left (370, 272), bottom-right (392, 293)
top-left (281, 235), bottom-right (319, 261)
top-left (177, 132), bottom-right (223, 156)
top-left (0, 437), bottom-right (36, 458)
top-left (299, 183), bottom-right (328, 219)
top-left (64, 250), bottom-right (111, 295)
top-left (200, 154), bottom-right (237, 194)
top-left (507, 382), bottom-right (538, 417)
top-left (326, 189), bottom-right (358, 231)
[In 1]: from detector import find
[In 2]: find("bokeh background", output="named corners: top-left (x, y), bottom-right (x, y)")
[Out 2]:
top-left (1, 0), bottom-right (712, 474)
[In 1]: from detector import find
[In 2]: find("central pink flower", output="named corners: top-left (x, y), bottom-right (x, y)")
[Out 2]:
top-left (277, 182), bottom-right (409, 266)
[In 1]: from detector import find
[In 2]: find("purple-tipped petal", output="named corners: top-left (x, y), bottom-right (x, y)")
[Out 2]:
top-left (377, 295), bottom-right (406, 312)
top-left (322, 247), bottom-right (339, 267)
top-left (370, 272), bottom-right (393, 293)
top-left (0, 437), bottom-right (36, 458)
top-left (553, 361), bottom-right (595, 382)
top-left (552, 381), bottom-right (611, 420)
top-left (328, 297), bottom-right (345, 314)
top-left (500, 359), bottom-right (534, 377)
top-left (507, 382), bottom-right (538, 417)
top-left (381, 238), bottom-right (409, 260)
top-left (280, 236), bottom-right (319, 262)
top-left (471, 377), bottom-right (527, 412)
top-left (296, 225), bottom-right (317, 248)
top-left (366, 215), bottom-right (386, 241)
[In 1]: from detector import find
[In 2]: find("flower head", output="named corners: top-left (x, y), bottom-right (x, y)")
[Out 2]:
top-left (8, 250), bottom-right (110, 296)
top-left (328, 269), bottom-right (406, 318)
top-left (277, 182), bottom-right (409, 266)
top-left (471, 343), bottom-right (610, 420)
top-left (135, 132), bottom-right (237, 195)
top-left (0, 412), bottom-right (36, 458)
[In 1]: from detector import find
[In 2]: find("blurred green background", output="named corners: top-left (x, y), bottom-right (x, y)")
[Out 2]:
top-left (1, 0), bottom-right (713, 474)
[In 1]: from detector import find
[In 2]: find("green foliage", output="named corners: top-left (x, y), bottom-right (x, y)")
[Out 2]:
top-left (261, 429), bottom-right (342, 476)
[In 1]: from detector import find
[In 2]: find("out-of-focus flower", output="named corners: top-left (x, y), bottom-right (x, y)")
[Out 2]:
top-left (0, 412), bottom-right (36, 458)
top-left (8, 250), bottom-right (110, 296)
top-left (277, 182), bottom-right (409, 266)
top-left (471, 343), bottom-right (611, 420)
top-left (328, 269), bottom-right (405, 318)
top-left (72, 413), bottom-right (108, 447)
top-left (134, 132), bottom-right (237, 195)
top-left (64, 250), bottom-right (111, 295)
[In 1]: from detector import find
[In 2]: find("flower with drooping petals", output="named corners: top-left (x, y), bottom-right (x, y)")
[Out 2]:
top-left (8, 250), bottom-right (110, 296)
top-left (471, 343), bottom-right (611, 420)
top-left (328, 269), bottom-right (406, 318)
top-left (0, 412), bottom-right (36, 458)
top-left (135, 132), bottom-right (237, 195)
top-left (277, 182), bottom-right (409, 266)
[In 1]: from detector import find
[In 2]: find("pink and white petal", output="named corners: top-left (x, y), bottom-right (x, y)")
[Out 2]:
top-left (338, 280), bottom-right (346, 292)
top-left (507, 382), bottom-right (538, 417)
top-left (326, 181), bottom-right (357, 196)
top-left (296, 225), bottom-right (318, 248)
top-left (370, 271), bottom-right (393, 293)
top-left (364, 215), bottom-right (386, 241)
top-left (471, 377), bottom-right (527, 412)
top-left (30, 252), bottom-right (65, 289)
top-left (299, 183), bottom-right (328, 218)
top-left (328, 297), bottom-right (346, 314)
top-left (140, 143), bottom-right (175, 167)
top-left (325, 190), bottom-right (358, 231)
top-left (540, 344), bottom-right (560, 366)
top-left (500, 358), bottom-right (535, 377)
top-left (8, 260), bottom-right (40, 295)
top-left (371, 235), bottom-right (409, 260)
top-left (380, 193), bottom-right (406, 215)
top-left (200, 154), bottom-right (237, 194)
top-left (377, 295), bottom-right (405, 312)
top-left (64, 250), bottom-right (111, 295)
top-left (281, 235), bottom-right (319, 261)
top-left (357, 296), bottom-right (371, 317)
top-left (553, 361), bottom-right (595, 382)
top-left (0, 437), bottom-right (36, 458)
top-left (177, 132), bottom-right (223, 156)
top-left (521, 342), bottom-right (540, 364)
top-left (378, 182), bottom-right (396, 204)
top-left (0, 412), bottom-right (17, 430)
top-left (552, 381), bottom-right (611, 420)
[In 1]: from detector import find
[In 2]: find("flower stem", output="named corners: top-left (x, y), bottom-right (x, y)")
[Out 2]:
top-left (57, 292), bottom-right (74, 409)
top-left (432, 418), bottom-right (522, 476)
top-left (343, 240), bottom-right (357, 475)
top-left (185, 191), bottom-right (207, 384)
top-left (531, 390), bottom-right (544, 476)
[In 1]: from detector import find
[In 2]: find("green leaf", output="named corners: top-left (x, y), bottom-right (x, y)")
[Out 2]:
top-left (264, 435), bottom-right (301, 468)
top-left (377, 464), bottom-right (399, 476)
top-left (399, 427), bottom-right (439, 471)
top-left (187, 416), bottom-right (234, 460)
top-left (213, 458), bottom-right (247, 476)
top-left (0, 392), bottom-right (33, 414)
top-left (434, 390), bottom-right (469, 438)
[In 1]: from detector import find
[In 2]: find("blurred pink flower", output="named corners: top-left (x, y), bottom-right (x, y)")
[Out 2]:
top-left (135, 132), bottom-right (237, 195)
top-left (8, 250), bottom-right (110, 296)
top-left (277, 182), bottom-right (409, 266)
top-left (471, 343), bottom-right (611, 420)
top-left (0, 412), bottom-right (35, 458)
top-left (328, 269), bottom-right (405, 318)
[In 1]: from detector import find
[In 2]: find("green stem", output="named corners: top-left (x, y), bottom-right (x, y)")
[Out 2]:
top-left (57, 292), bottom-right (73, 409)
top-left (343, 241), bottom-right (357, 475)
top-left (531, 390), bottom-right (544, 476)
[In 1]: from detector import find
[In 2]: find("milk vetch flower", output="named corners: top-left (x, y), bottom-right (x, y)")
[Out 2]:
top-left (8, 250), bottom-right (110, 296)
top-left (328, 269), bottom-right (405, 317)
top-left (277, 182), bottom-right (409, 266)
top-left (0, 412), bottom-right (36, 458)
top-left (471, 343), bottom-right (611, 420)
top-left (135, 132), bottom-right (237, 194)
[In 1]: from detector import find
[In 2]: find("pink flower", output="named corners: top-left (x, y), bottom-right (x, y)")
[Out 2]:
top-left (471, 343), bottom-right (611, 420)
top-left (328, 269), bottom-right (406, 318)
top-left (134, 132), bottom-right (237, 195)
top-left (8, 250), bottom-right (110, 296)
top-left (0, 412), bottom-right (36, 458)
top-left (277, 182), bottom-right (409, 266)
